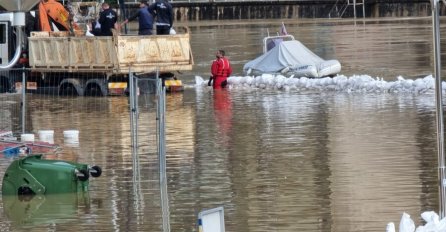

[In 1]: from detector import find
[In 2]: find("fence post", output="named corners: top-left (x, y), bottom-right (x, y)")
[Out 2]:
top-left (21, 68), bottom-right (26, 134)
top-left (129, 71), bottom-right (139, 152)
top-left (432, 0), bottom-right (446, 219)
top-left (157, 69), bottom-right (170, 232)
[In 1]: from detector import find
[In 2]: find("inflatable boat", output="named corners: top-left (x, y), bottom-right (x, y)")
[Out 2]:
top-left (243, 34), bottom-right (341, 78)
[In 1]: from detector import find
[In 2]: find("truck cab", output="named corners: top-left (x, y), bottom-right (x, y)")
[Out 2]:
top-left (0, 12), bottom-right (20, 93)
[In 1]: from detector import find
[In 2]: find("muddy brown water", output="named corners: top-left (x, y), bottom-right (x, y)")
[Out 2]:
top-left (0, 17), bottom-right (444, 231)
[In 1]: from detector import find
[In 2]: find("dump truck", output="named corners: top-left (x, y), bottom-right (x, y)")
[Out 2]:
top-left (0, 2), bottom-right (193, 96)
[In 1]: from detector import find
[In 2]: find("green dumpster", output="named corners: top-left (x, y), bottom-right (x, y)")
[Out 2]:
top-left (2, 154), bottom-right (102, 196)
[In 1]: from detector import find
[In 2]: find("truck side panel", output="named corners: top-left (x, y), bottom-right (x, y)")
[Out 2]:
top-left (69, 37), bottom-right (117, 71)
top-left (116, 34), bottom-right (193, 73)
top-left (29, 36), bottom-right (117, 72)
top-left (28, 33), bottom-right (193, 73)
top-left (29, 37), bottom-right (70, 68)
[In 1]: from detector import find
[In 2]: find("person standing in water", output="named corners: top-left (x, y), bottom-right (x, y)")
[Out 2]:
top-left (210, 50), bottom-right (232, 89)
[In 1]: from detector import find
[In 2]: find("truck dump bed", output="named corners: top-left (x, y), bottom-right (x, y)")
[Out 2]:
top-left (28, 30), bottom-right (194, 74)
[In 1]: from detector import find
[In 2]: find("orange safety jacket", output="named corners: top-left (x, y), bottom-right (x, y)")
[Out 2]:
top-left (211, 57), bottom-right (232, 79)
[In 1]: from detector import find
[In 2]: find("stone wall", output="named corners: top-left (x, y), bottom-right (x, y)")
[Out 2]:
top-left (159, 0), bottom-right (436, 21)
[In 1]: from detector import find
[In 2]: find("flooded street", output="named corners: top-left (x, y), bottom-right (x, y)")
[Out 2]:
top-left (0, 17), bottom-right (444, 231)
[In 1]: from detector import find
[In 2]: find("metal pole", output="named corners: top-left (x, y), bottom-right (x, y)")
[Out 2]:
top-left (21, 68), bottom-right (26, 134)
top-left (134, 74), bottom-right (139, 149)
top-left (129, 72), bottom-right (137, 152)
top-left (432, 0), bottom-right (446, 219)
top-left (362, 0), bottom-right (365, 18)
top-left (353, 0), bottom-right (357, 19)
top-left (129, 71), bottom-right (144, 218)
top-left (157, 70), bottom-right (170, 232)
top-left (129, 72), bottom-right (134, 148)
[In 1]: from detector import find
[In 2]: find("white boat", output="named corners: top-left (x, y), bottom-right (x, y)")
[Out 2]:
top-left (243, 34), bottom-right (342, 78)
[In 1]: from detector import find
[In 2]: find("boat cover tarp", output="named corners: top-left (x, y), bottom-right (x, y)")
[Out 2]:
top-left (243, 40), bottom-right (341, 78)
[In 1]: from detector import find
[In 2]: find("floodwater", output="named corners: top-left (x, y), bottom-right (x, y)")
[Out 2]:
top-left (0, 17), bottom-right (444, 231)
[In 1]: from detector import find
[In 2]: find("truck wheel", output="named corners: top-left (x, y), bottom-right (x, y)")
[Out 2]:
top-left (85, 84), bottom-right (104, 96)
top-left (89, 166), bottom-right (102, 177)
top-left (59, 83), bottom-right (79, 96)
top-left (0, 76), bottom-right (11, 93)
top-left (77, 169), bottom-right (90, 181)
top-left (18, 186), bottom-right (35, 196)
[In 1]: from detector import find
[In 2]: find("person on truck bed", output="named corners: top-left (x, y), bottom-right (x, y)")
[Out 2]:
top-left (148, 0), bottom-right (173, 35)
top-left (121, 1), bottom-right (154, 35)
top-left (98, 2), bottom-right (117, 36)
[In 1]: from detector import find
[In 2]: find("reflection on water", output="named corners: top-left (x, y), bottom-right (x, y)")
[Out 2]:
top-left (213, 89), bottom-right (233, 148)
top-left (2, 193), bottom-right (91, 228)
top-left (0, 18), bottom-right (442, 231)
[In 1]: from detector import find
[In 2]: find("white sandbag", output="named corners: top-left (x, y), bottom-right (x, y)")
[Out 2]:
top-left (21, 133), bottom-right (34, 142)
top-left (95, 20), bottom-right (101, 29)
top-left (86, 30), bottom-right (95, 37)
top-left (399, 212), bottom-right (415, 232)
top-left (386, 222), bottom-right (396, 232)
top-left (420, 211), bottom-right (439, 224)
top-left (318, 59), bottom-right (342, 77)
top-left (437, 217), bottom-right (446, 231)
top-left (195, 76), bottom-right (206, 86)
top-left (415, 211), bottom-right (442, 232)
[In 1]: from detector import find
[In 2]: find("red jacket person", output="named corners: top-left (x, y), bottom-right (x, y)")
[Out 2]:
top-left (211, 50), bottom-right (232, 89)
